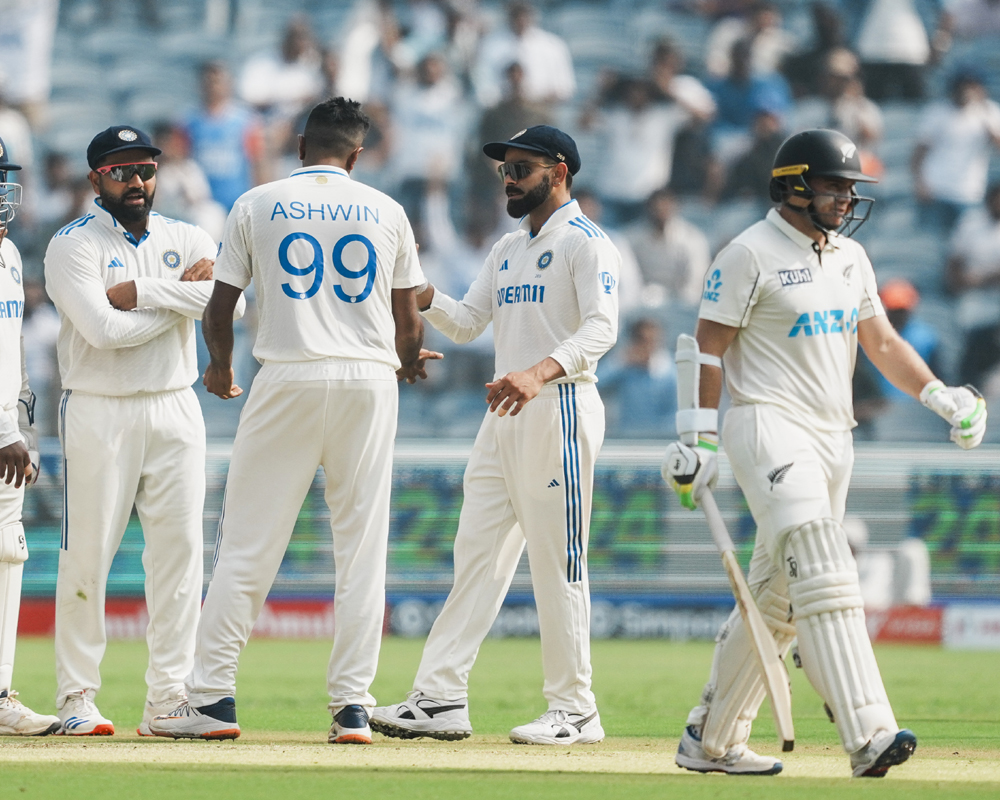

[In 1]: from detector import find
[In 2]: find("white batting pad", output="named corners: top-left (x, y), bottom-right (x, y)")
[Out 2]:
top-left (785, 518), bottom-right (897, 754)
top-left (697, 582), bottom-right (796, 757)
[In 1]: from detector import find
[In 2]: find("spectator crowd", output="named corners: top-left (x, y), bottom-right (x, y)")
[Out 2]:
top-left (2, 0), bottom-right (999, 439)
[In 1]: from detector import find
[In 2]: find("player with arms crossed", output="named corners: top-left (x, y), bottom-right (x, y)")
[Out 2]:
top-left (662, 129), bottom-right (987, 777)
top-left (0, 137), bottom-right (61, 736)
top-left (150, 97), bottom-right (431, 744)
top-left (372, 126), bottom-right (620, 745)
top-left (44, 125), bottom-right (244, 736)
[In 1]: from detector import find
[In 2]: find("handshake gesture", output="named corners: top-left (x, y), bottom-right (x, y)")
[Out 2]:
top-left (920, 381), bottom-right (988, 449)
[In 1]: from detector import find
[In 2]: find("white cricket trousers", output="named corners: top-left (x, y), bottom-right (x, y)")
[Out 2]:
top-left (414, 382), bottom-right (604, 714)
top-left (186, 366), bottom-right (397, 716)
top-left (0, 407), bottom-right (26, 693)
top-left (55, 388), bottom-right (205, 707)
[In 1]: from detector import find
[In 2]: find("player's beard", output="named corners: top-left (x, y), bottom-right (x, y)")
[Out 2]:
top-left (101, 185), bottom-right (154, 226)
top-left (506, 173), bottom-right (551, 218)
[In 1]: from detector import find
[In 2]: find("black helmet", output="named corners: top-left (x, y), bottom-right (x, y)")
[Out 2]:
top-left (769, 128), bottom-right (877, 236)
top-left (0, 136), bottom-right (23, 233)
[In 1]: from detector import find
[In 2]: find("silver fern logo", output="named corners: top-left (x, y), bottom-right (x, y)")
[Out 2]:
top-left (767, 462), bottom-right (793, 490)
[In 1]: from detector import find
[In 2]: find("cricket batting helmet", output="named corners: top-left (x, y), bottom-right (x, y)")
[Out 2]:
top-left (0, 136), bottom-right (23, 234)
top-left (769, 128), bottom-right (877, 237)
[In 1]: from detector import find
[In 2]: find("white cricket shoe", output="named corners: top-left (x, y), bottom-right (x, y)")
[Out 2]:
top-left (148, 698), bottom-right (240, 740)
top-left (370, 691), bottom-right (472, 741)
top-left (675, 725), bottom-right (783, 775)
top-left (58, 690), bottom-right (114, 736)
top-left (850, 728), bottom-right (917, 777)
top-left (329, 704), bottom-right (372, 744)
top-left (137, 695), bottom-right (187, 737)
top-left (509, 709), bottom-right (605, 745)
top-left (0, 691), bottom-right (61, 736)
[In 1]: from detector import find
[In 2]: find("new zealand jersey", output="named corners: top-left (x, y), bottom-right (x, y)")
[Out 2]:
top-left (214, 165), bottom-right (425, 370)
top-left (699, 209), bottom-right (884, 431)
top-left (44, 200), bottom-right (220, 396)
top-left (422, 200), bottom-right (620, 382)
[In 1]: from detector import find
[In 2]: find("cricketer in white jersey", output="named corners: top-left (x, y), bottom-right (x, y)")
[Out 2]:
top-left (663, 130), bottom-right (986, 778)
top-left (43, 125), bottom-right (245, 737)
top-left (149, 98), bottom-right (430, 745)
top-left (372, 125), bottom-right (620, 746)
top-left (0, 137), bottom-right (62, 736)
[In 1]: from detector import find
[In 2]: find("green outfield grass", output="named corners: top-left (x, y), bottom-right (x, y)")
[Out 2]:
top-left (2, 636), bottom-right (998, 799)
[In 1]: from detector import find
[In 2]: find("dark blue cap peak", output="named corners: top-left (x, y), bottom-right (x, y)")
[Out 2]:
top-left (87, 125), bottom-right (161, 170)
top-left (483, 125), bottom-right (581, 175)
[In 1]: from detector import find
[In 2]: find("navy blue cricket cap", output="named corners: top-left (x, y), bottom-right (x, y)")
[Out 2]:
top-left (86, 125), bottom-right (161, 170)
top-left (483, 125), bottom-right (581, 175)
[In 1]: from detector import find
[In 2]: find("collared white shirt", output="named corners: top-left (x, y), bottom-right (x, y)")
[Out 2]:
top-left (422, 199), bottom-right (620, 383)
top-left (214, 165), bottom-right (424, 371)
top-left (44, 199), bottom-right (224, 395)
top-left (699, 208), bottom-right (884, 431)
top-left (0, 236), bottom-right (28, 448)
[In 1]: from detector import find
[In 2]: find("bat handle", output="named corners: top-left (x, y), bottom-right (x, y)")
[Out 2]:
top-left (700, 490), bottom-right (737, 554)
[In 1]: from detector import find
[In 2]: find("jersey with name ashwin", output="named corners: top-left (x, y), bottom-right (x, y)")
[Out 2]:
top-left (698, 208), bottom-right (884, 431)
top-left (44, 200), bottom-right (220, 395)
top-left (422, 200), bottom-right (620, 382)
top-left (0, 236), bottom-right (29, 448)
top-left (213, 165), bottom-right (425, 370)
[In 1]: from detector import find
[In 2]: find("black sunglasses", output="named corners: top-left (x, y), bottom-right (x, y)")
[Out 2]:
top-left (95, 162), bottom-right (158, 182)
top-left (497, 161), bottom-right (555, 182)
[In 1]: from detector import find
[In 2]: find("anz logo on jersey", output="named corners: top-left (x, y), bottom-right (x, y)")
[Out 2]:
top-left (703, 269), bottom-right (722, 302)
top-left (788, 308), bottom-right (859, 337)
top-left (497, 283), bottom-right (545, 306)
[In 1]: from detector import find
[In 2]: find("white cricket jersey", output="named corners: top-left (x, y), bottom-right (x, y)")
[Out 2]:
top-left (0, 236), bottom-right (28, 448)
top-left (422, 200), bottom-right (620, 382)
top-left (44, 199), bottom-right (221, 396)
top-left (699, 209), bottom-right (884, 431)
top-left (214, 165), bottom-right (425, 372)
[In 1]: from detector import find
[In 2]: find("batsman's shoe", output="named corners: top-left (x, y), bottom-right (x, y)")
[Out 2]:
top-left (58, 690), bottom-right (114, 736)
top-left (851, 728), bottom-right (917, 778)
top-left (137, 696), bottom-right (187, 737)
top-left (148, 698), bottom-right (240, 740)
top-left (675, 725), bottom-right (782, 775)
top-left (329, 704), bottom-right (372, 744)
top-left (370, 692), bottom-right (472, 741)
top-left (0, 691), bottom-right (61, 736)
top-left (509, 709), bottom-right (605, 745)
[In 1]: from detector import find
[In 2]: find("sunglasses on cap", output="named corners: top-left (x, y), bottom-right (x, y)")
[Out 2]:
top-left (497, 161), bottom-right (556, 182)
top-left (94, 162), bottom-right (158, 182)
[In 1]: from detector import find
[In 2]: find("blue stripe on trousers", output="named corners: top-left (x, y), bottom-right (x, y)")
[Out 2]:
top-left (559, 385), bottom-right (583, 583)
top-left (59, 390), bottom-right (71, 550)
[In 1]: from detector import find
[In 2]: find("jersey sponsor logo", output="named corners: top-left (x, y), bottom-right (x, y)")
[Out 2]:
top-left (778, 268), bottom-right (812, 287)
top-left (787, 308), bottom-right (858, 337)
top-left (703, 269), bottom-right (722, 302)
top-left (499, 259), bottom-right (509, 272)
top-left (537, 250), bottom-right (553, 270)
top-left (767, 462), bottom-right (793, 490)
top-left (599, 271), bottom-right (616, 295)
top-left (497, 283), bottom-right (545, 306)
top-left (107, 257), bottom-right (125, 270)
top-left (0, 300), bottom-right (23, 319)
top-left (10, 266), bottom-right (19, 285)
top-left (278, 231), bottom-right (376, 303)
top-left (270, 202), bottom-right (380, 224)
top-left (162, 250), bottom-right (182, 270)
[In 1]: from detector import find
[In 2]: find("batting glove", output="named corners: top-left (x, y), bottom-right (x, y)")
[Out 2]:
top-left (662, 435), bottom-right (719, 510)
top-left (920, 380), bottom-right (988, 450)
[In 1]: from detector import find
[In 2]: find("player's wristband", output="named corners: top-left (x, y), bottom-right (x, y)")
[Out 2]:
top-left (676, 408), bottom-right (719, 438)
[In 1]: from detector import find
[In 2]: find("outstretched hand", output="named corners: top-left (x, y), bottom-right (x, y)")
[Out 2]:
top-left (397, 349), bottom-right (444, 384)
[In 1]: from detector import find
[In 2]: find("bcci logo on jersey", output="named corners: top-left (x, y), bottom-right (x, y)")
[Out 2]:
top-left (703, 269), bottom-right (722, 302)
top-left (537, 250), bottom-right (553, 270)
top-left (599, 272), bottom-right (616, 295)
top-left (162, 250), bottom-right (182, 270)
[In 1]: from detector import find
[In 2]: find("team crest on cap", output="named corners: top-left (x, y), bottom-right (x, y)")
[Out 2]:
top-left (119, 129), bottom-right (139, 142)
top-left (162, 250), bottom-right (182, 270)
top-left (537, 250), bottom-right (553, 270)
top-left (840, 142), bottom-right (857, 162)
top-left (0, 141), bottom-right (4, 158)
top-left (511, 129), bottom-right (527, 139)
top-left (10, 266), bottom-right (20, 285)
